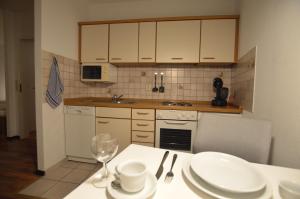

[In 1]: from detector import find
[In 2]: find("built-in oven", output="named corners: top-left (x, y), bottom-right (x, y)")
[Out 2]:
top-left (155, 110), bottom-right (198, 152)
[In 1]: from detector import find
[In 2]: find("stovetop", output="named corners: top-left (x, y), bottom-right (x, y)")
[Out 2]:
top-left (161, 101), bottom-right (193, 107)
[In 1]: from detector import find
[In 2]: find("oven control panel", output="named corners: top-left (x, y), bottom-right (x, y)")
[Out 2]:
top-left (156, 110), bottom-right (198, 121)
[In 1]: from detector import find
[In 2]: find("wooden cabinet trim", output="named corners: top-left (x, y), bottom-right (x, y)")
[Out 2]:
top-left (79, 15), bottom-right (239, 25)
top-left (78, 25), bottom-right (82, 62)
top-left (234, 18), bottom-right (239, 62)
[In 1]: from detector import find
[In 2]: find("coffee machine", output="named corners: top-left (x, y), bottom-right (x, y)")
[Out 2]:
top-left (211, 77), bottom-right (229, 106)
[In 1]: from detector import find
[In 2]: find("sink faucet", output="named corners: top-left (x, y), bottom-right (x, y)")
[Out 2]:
top-left (112, 94), bottom-right (123, 103)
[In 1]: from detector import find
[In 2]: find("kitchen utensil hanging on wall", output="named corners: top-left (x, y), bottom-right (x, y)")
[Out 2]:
top-left (159, 72), bottom-right (165, 93)
top-left (152, 72), bottom-right (158, 92)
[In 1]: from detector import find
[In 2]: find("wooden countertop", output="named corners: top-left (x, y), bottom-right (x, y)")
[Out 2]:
top-left (64, 97), bottom-right (242, 114)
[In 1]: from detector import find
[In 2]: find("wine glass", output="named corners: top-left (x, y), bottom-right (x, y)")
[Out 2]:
top-left (91, 133), bottom-right (118, 188)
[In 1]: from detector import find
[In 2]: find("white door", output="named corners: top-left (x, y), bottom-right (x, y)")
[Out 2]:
top-left (19, 40), bottom-right (36, 137)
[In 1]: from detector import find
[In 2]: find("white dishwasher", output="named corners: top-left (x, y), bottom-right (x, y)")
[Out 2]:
top-left (64, 106), bottom-right (96, 163)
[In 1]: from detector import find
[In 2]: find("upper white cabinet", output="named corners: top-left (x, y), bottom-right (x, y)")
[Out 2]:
top-left (81, 24), bottom-right (109, 63)
top-left (200, 19), bottom-right (236, 63)
top-left (79, 17), bottom-right (239, 64)
top-left (156, 20), bottom-right (201, 63)
top-left (109, 23), bottom-right (139, 63)
top-left (139, 22), bottom-right (156, 63)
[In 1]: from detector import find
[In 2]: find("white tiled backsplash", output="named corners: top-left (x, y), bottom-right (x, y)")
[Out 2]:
top-left (231, 47), bottom-right (256, 111)
top-left (42, 50), bottom-right (232, 101)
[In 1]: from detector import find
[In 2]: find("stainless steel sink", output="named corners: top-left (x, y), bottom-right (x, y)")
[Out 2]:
top-left (111, 100), bottom-right (136, 104)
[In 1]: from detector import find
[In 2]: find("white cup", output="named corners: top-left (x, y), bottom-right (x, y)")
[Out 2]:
top-left (116, 160), bottom-right (147, 193)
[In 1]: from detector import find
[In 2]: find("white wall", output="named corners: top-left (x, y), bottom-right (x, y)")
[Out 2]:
top-left (87, 0), bottom-right (240, 20)
top-left (35, 0), bottom-right (44, 171)
top-left (42, 104), bottom-right (65, 168)
top-left (37, 0), bottom-right (88, 170)
top-left (0, 9), bottom-right (5, 102)
top-left (41, 0), bottom-right (88, 60)
top-left (239, 0), bottom-right (300, 169)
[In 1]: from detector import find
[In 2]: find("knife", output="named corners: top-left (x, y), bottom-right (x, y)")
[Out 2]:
top-left (155, 151), bottom-right (169, 179)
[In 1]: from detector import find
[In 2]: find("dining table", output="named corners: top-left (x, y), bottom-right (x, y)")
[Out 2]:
top-left (64, 144), bottom-right (300, 199)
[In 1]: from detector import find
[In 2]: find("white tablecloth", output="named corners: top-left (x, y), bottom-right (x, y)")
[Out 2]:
top-left (65, 144), bottom-right (300, 199)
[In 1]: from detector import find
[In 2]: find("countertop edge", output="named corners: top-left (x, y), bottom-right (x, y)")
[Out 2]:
top-left (63, 98), bottom-right (243, 114)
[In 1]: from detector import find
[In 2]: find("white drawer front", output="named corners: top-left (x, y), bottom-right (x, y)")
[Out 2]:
top-left (132, 120), bottom-right (154, 131)
top-left (96, 107), bottom-right (131, 118)
top-left (132, 131), bottom-right (154, 143)
top-left (132, 109), bottom-right (155, 120)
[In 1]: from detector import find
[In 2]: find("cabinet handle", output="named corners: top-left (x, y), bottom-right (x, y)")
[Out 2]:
top-left (164, 121), bottom-right (188, 125)
top-left (95, 58), bottom-right (106, 61)
top-left (141, 57), bottom-right (153, 60)
top-left (137, 112), bottom-right (149, 115)
top-left (136, 135), bottom-right (149, 138)
top-left (111, 58), bottom-right (122, 60)
top-left (136, 123), bottom-right (149, 127)
top-left (98, 121), bottom-right (109, 124)
top-left (203, 57), bottom-right (216, 60)
top-left (171, 57), bottom-right (183, 60)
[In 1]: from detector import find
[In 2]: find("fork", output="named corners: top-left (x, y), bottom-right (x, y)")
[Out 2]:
top-left (164, 154), bottom-right (178, 183)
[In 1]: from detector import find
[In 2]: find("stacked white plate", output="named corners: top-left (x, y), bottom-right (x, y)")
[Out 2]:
top-left (182, 152), bottom-right (273, 199)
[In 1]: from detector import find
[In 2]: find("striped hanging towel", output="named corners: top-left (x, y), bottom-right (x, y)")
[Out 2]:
top-left (46, 57), bottom-right (64, 108)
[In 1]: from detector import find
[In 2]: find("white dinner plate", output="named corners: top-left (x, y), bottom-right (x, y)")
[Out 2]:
top-left (190, 152), bottom-right (266, 194)
top-left (182, 158), bottom-right (273, 199)
top-left (107, 172), bottom-right (157, 199)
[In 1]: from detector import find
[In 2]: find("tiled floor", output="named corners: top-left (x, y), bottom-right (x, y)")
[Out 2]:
top-left (19, 159), bottom-right (102, 199)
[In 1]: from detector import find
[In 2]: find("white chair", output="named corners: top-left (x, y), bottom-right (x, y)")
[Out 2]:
top-left (193, 114), bottom-right (272, 164)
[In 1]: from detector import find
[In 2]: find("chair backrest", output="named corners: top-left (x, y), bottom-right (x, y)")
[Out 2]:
top-left (193, 114), bottom-right (272, 164)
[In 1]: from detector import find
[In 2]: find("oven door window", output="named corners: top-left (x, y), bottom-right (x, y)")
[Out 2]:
top-left (82, 66), bottom-right (101, 79)
top-left (160, 128), bottom-right (191, 151)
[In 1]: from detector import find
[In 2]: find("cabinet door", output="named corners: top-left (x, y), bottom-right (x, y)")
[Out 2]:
top-left (96, 118), bottom-right (131, 153)
top-left (65, 113), bottom-right (95, 159)
top-left (139, 22), bottom-right (156, 63)
top-left (109, 23), bottom-right (139, 63)
top-left (156, 20), bottom-right (200, 63)
top-left (81, 24), bottom-right (109, 63)
top-left (200, 19), bottom-right (236, 63)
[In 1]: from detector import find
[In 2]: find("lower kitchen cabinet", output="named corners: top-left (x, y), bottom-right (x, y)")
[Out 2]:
top-left (131, 108), bottom-right (155, 147)
top-left (132, 142), bottom-right (154, 147)
top-left (96, 117), bottom-right (131, 153)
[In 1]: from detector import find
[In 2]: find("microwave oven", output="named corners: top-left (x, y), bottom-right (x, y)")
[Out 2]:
top-left (81, 63), bottom-right (117, 83)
